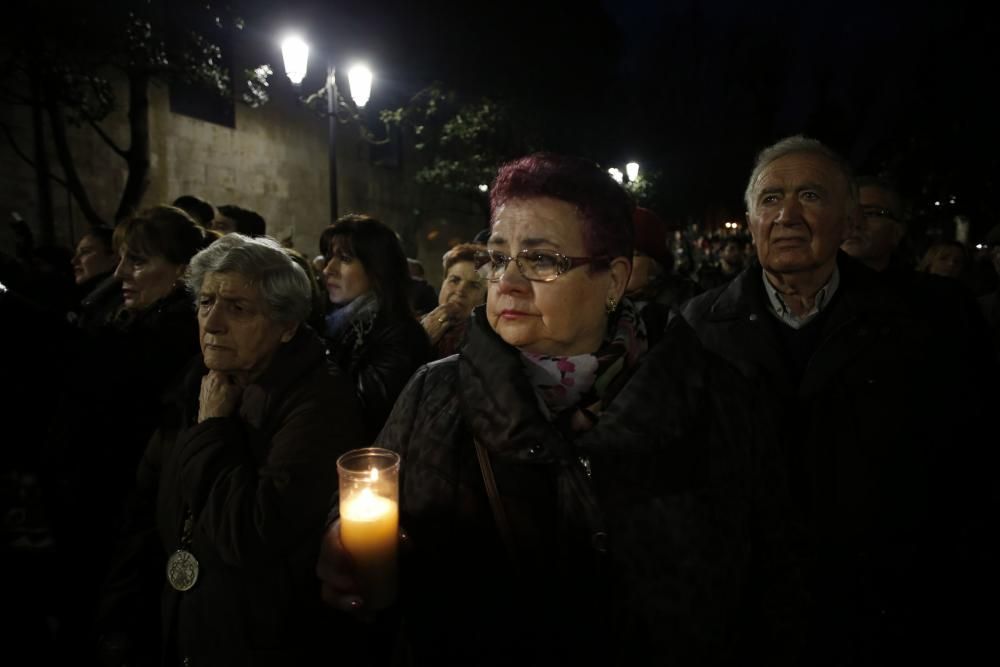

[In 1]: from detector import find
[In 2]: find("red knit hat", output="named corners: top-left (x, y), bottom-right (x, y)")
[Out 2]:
top-left (632, 206), bottom-right (670, 268)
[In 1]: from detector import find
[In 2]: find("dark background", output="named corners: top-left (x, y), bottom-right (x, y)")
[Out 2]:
top-left (239, 0), bottom-right (997, 237)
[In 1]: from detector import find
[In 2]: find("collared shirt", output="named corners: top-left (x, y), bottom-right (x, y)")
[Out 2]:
top-left (761, 266), bottom-right (840, 330)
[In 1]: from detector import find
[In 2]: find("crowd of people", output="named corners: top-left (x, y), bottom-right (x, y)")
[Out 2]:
top-left (1, 137), bottom-right (997, 666)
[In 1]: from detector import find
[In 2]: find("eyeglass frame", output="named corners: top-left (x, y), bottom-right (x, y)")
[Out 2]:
top-left (473, 248), bottom-right (611, 283)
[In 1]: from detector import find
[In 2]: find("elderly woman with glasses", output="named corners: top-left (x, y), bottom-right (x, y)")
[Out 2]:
top-left (98, 234), bottom-right (366, 666)
top-left (318, 153), bottom-right (801, 665)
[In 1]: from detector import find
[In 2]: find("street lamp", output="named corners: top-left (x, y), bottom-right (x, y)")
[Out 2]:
top-left (626, 161), bottom-right (639, 182)
top-left (280, 35), bottom-right (309, 85)
top-left (608, 167), bottom-right (624, 184)
top-left (347, 64), bottom-right (373, 108)
top-left (280, 34), bottom-right (374, 223)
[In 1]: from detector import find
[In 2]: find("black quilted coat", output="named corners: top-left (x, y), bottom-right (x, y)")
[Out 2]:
top-left (374, 305), bottom-right (804, 666)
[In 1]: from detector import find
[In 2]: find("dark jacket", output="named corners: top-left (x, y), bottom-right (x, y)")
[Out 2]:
top-left (681, 253), bottom-right (995, 665)
top-left (45, 288), bottom-right (201, 555)
top-left (374, 306), bottom-right (802, 666)
top-left (100, 327), bottom-right (367, 666)
top-left (71, 272), bottom-right (123, 334)
top-left (326, 311), bottom-right (432, 440)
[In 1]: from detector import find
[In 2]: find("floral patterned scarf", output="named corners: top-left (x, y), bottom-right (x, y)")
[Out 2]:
top-left (520, 298), bottom-right (648, 429)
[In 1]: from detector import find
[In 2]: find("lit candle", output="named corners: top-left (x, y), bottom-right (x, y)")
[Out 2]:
top-left (338, 449), bottom-right (400, 610)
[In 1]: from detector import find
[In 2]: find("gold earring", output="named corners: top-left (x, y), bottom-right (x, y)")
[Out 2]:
top-left (605, 296), bottom-right (618, 314)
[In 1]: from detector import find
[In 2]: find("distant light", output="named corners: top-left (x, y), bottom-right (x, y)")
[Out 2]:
top-left (626, 161), bottom-right (640, 182)
top-left (347, 63), bottom-right (373, 107)
top-left (976, 244), bottom-right (985, 249)
top-left (934, 201), bottom-right (941, 206)
top-left (280, 35), bottom-right (310, 85)
top-left (608, 167), bottom-right (623, 184)
top-left (949, 196), bottom-right (957, 204)
top-left (477, 184), bottom-right (488, 193)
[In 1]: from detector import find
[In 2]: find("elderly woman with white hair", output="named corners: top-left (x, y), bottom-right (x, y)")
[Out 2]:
top-left (98, 234), bottom-right (366, 667)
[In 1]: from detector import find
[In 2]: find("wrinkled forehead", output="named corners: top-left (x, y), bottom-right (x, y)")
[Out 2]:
top-left (201, 270), bottom-right (261, 298)
top-left (756, 152), bottom-right (848, 193)
top-left (489, 197), bottom-right (585, 249)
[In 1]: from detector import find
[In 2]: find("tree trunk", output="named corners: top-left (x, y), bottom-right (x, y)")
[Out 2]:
top-left (115, 70), bottom-right (151, 222)
top-left (46, 99), bottom-right (108, 228)
top-left (28, 61), bottom-right (55, 246)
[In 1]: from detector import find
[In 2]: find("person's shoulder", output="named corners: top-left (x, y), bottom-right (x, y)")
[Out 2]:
top-left (411, 354), bottom-right (460, 387)
top-left (636, 312), bottom-right (755, 398)
top-left (382, 355), bottom-right (461, 428)
top-left (681, 284), bottom-right (725, 315)
top-left (372, 311), bottom-right (431, 346)
top-left (680, 274), bottom-right (744, 324)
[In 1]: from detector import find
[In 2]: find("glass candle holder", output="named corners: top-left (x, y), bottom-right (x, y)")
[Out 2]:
top-left (337, 447), bottom-right (400, 610)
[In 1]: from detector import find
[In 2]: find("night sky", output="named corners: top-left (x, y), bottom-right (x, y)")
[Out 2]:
top-left (26, 0), bottom-right (988, 236)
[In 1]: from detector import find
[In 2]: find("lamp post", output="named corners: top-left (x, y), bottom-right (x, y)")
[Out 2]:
top-left (280, 35), bottom-right (373, 223)
top-left (626, 161), bottom-right (640, 183)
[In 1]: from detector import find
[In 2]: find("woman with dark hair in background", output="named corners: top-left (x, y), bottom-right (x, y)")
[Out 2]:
top-left (321, 214), bottom-right (431, 438)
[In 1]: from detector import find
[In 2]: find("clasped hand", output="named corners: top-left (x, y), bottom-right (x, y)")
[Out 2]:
top-left (197, 370), bottom-right (243, 422)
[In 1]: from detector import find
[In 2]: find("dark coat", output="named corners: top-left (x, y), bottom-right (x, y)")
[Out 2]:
top-left (100, 327), bottom-right (367, 666)
top-left (681, 253), bottom-right (996, 665)
top-left (71, 272), bottom-right (123, 334)
top-left (45, 288), bottom-right (201, 556)
top-left (326, 311), bottom-right (432, 440)
top-left (373, 306), bottom-right (803, 666)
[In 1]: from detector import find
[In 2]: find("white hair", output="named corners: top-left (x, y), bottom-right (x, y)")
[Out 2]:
top-left (185, 234), bottom-right (312, 323)
top-left (744, 135), bottom-right (858, 214)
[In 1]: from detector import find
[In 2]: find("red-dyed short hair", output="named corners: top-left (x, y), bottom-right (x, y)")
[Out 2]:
top-left (488, 153), bottom-right (635, 262)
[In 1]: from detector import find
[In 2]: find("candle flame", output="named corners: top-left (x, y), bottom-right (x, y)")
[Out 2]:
top-left (369, 467), bottom-right (379, 482)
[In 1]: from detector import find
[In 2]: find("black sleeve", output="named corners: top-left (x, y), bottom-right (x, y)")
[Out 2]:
top-left (355, 319), bottom-right (432, 439)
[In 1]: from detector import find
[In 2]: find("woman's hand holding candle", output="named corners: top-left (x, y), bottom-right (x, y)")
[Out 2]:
top-left (317, 519), bottom-right (364, 612)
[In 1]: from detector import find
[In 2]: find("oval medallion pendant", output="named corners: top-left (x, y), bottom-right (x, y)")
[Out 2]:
top-left (166, 549), bottom-right (199, 591)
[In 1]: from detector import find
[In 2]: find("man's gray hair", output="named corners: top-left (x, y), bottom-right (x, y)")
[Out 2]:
top-left (186, 234), bottom-right (313, 323)
top-left (744, 135), bottom-right (858, 213)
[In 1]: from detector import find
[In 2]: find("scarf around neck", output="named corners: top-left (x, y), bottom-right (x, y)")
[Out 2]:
top-left (520, 298), bottom-right (648, 423)
top-left (325, 292), bottom-right (380, 350)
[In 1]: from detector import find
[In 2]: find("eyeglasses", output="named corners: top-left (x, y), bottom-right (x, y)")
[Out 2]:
top-left (862, 206), bottom-right (899, 222)
top-left (474, 249), bottom-right (609, 282)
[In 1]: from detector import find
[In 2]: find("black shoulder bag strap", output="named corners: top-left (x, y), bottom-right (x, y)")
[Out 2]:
top-left (473, 438), bottom-right (520, 572)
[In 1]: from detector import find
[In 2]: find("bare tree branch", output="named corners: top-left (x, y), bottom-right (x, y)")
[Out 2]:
top-left (46, 101), bottom-right (109, 227)
top-left (0, 120), bottom-right (68, 188)
top-left (87, 119), bottom-right (128, 158)
top-left (115, 70), bottom-right (150, 221)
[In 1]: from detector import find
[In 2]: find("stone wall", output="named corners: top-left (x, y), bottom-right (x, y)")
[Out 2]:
top-left (0, 72), bottom-right (487, 289)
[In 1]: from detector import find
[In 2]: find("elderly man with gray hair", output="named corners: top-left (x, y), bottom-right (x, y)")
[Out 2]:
top-left (682, 136), bottom-right (994, 666)
top-left (98, 234), bottom-right (366, 666)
